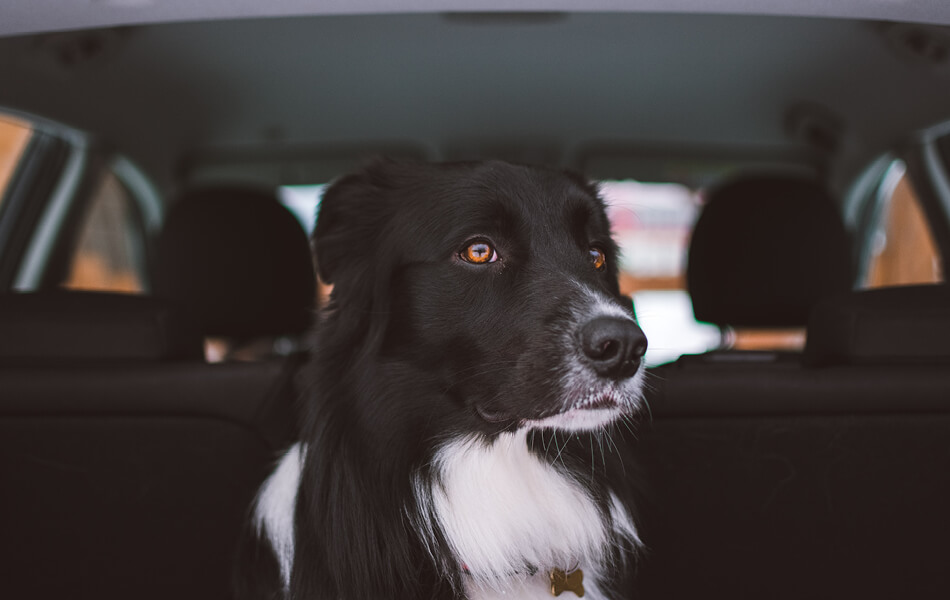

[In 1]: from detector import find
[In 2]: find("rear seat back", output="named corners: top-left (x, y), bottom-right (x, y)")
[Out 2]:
top-left (0, 291), bottom-right (203, 363)
top-left (805, 283), bottom-right (950, 366)
top-left (650, 285), bottom-right (950, 413)
top-left (638, 170), bottom-right (950, 598)
top-left (0, 185), bottom-right (317, 600)
top-left (0, 292), bottom-right (298, 600)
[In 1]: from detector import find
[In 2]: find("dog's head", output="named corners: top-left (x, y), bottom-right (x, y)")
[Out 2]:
top-left (314, 159), bottom-right (646, 435)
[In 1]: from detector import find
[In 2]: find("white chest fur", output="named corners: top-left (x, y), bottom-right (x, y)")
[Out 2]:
top-left (415, 432), bottom-right (638, 600)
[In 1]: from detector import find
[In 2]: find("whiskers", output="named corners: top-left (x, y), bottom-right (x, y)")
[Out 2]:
top-left (636, 369), bottom-right (661, 424)
top-left (525, 416), bottom-right (634, 485)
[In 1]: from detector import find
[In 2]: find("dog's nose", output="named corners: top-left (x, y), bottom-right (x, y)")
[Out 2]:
top-left (579, 317), bottom-right (648, 380)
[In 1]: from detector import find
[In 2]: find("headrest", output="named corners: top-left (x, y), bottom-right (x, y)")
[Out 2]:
top-left (687, 174), bottom-right (851, 327)
top-left (804, 284), bottom-right (950, 366)
top-left (0, 292), bottom-right (203, 362)
top-left (155, 186), bottom-right (316, 338)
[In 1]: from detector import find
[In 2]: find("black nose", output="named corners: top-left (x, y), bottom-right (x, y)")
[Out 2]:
top-left (579, 317), bottom-right (648, 380)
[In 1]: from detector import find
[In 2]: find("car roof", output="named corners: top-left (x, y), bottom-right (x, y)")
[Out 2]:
top-left (5, 1), bottom-right (950, 38)
top-left (3, 2), bottom-right (950, 191)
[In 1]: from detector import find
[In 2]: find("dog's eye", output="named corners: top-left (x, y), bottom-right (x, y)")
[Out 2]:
top-left (590, 247), bottom-right (607, 271)
top-left (460, 240), bottom-right (498, 265)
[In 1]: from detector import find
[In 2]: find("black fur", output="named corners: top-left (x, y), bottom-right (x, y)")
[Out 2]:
top-left (237, 159), bottom-right (646, 599)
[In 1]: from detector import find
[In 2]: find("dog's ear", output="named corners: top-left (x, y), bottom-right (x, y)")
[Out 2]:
top-left (312, 161), bottom-right (403, 352)
top-left (313, 167), bottom-right (390, 286)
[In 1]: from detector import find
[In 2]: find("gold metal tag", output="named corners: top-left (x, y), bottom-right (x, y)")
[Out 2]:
top-left (550, 567), bottom-right (584, 597)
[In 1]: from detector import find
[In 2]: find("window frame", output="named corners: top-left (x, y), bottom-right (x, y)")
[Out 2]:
top-left (12, 135), bottom-right (98, 292)
top-left (846, 130), bottom-right (950, 291)
top-left (0, 128), bottom-right (74, 290)
top-left (0, 110), bottom-right (163, 294)
top-left (846, 156), bottom-right (909, 287)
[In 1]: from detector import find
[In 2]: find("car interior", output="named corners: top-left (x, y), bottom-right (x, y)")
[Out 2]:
top-left (1, 2), bottom-right (949, 599)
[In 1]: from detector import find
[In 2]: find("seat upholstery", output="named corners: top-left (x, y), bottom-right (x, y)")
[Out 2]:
top-left (804, 283), bottom-right (950, 366)
top-left (637, 177), bottom-right (950, 598)
top-left (0, 292), bottom-right (297, 599)
top-left (0, 291), bottom-right (203, 362)
top-left (636, 283), bottom-right (950, 598)
top-left (0, 186), bottom-right (317, 600)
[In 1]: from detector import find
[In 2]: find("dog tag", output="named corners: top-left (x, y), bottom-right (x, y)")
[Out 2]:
top-left (550, 567), bottom-right (584, 597)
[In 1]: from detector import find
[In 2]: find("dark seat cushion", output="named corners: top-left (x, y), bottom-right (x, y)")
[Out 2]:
top-left (0, 358), bottom-right (299, 599)
top-left (0, 290), bottom-right (302, 599)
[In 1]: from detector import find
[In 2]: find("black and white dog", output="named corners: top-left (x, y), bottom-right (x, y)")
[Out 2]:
top-left (238, 160), bottom-right (648, 599)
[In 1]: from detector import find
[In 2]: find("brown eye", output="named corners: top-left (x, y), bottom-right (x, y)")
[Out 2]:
top-left (590, 247), bottom-right (607, 271)
top-left (461, 240), bottom-right (498, 264)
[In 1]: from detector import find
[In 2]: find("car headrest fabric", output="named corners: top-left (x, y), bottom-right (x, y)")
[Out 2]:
top-left (687, 174), bottom-right (851, 328)
top-left (804, 284), bottom-right (950, 366)
top-left (155, 186), bottom-right (316, 338)
top-left (0, 292), bottom-right (203, 362)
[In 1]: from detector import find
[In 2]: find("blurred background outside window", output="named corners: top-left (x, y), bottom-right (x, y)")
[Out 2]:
top-left (862, 172), bottom-right (942, 289)
top-left (63, 171), bottom-right (147, 294)
top-left (0, 115), bottom-right (32, 206)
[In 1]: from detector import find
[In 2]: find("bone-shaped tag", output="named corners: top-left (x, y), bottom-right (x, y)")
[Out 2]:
top-left (550, 567), bottom-right (584, 597)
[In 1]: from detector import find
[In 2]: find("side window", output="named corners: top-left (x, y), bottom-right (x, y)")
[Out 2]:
top-left (863, 171), bottom-right (943, 288)
top-left (0, 115), bottom-right (32, 204)
top-left (62, 170), bottom-right (147, 294)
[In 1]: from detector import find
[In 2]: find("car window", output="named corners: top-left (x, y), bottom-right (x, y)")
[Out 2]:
top-left (0, 115), bottom-right (32, 208)
top-left (862, 169), bottom-right (943, 289)
top-left (62, 170), bottom-right (147, 294)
